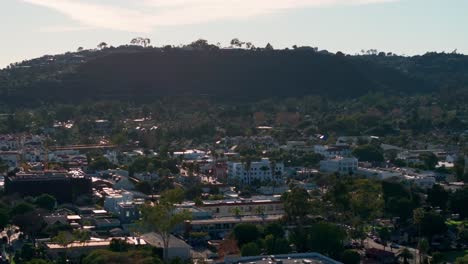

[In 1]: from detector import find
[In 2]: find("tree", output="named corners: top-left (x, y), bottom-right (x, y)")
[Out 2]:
top-left (97, 42), bottom-right (108, 49)
top-left (35, 194), bottom-right (56, 211)
top-left (398, 248), bottom-right (414, 264)
top-left (265, 235), bottom-right (290, 254)
top-left (264, 223), bottom-right (284, 238)
top-left (52, 231), bottom-right (75, 260)
top-left (350, 179), bottom-right (383, 222)
top-left (352, 144), bottom-right (384, 162)
top-left (0, 209), bottom-right (9, 231)
top-left (0, 159), bottom-right (9, 173)
top-left (419, 152), bottom-right (438, 170)
top-left (281, 185), bottom-right (310, 224)
top-left (230, 38), bottom-right (244, 48)
top-left (135, 181), bottom-right (153, 195)
top-left (413, 207), bottom-right (425, 238)
top-left (341, 250), bottom-right (361, 264)
top-left (454, 156), bottom-right (467, 181)
top-left (420, 211), bottom-right (447, 240)
top-left (241, 242), bottom-right (261, 256)
top-left (109, 238), bottom-right (130, 252)
top-left (233, 224), bottom-right (260, 247)
top-left (231, 207), bottom-right (241, 218)
top-left (140, 188), bottom-right (191, 260)
top-left (378, 227), bottom-right (391, 250)
top-left (19, 243), bottom-right (36, 262)
top-left (265, 43), bottom-right (274, 50)
top-left (89, 156), bottom-right (114, 171)
top-left (131, 37), bottom-right (151, 47)
top-left (449, 187), bottom-right (468, 218)
top-left (10, 202), bottom-right (34, 217)
top-left (308, 222), bottom-right (346, 258)
top-left (387, 197), bottom-right (414, 220)
top-left (455, 255), bottom-right (468, 264)
top-left (431, 252), bottom-right (444, 264)
top-left (427, 184), bottom-right (449, 210)
top-left (77, 47), bottom-right (84, 52)
top-left (418, 238), bottom-right (429, 264)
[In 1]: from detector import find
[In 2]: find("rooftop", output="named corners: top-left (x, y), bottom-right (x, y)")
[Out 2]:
top-left (225, 253), bottom-right (342, 264)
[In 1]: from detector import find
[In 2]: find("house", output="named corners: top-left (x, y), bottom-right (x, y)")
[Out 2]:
top-left (226, 252), bottom-right (342, 264)
top-left (314, 145), bottom-right (351, 158)
top-left (320, 157), bottom-right (358, 174)
top-left (173, 149), bottom-right (206, 160)
top-left (357, 168), bottom-right (403, 180)
top-left (103, 189), bottom-right (133, 214)
top-left (134, 172), bottom-right (159, 182)
top-left (227, 158), bottom-right (284, 185)
top-left (116, 202), bottom-right (142, 224)
top-left (142, 232), bottom-right (191, 260)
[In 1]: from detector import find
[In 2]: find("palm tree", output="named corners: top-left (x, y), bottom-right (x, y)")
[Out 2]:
top-left (413, 208), bottom-right (424, 233)
top-left (398, 248), bottom-right (414, 264)
top-left (418, 238), bottom-right (429, 264)
top-left (255, 206), bottom-right (266, 224)
top-left (231, 207), bottom-right (242, 218)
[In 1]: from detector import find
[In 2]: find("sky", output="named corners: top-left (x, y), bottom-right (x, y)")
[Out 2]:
top-left (0, 0), bottom-right (467, 68)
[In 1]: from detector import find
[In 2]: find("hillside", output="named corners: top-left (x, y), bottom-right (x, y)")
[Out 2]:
top-left (1, 46), bottom-right (467, 105)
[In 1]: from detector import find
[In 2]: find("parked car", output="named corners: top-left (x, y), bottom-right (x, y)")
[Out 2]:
top-left (390, 243), bottom-right (400, 249)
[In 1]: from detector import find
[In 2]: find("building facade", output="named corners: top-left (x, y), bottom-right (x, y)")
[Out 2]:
top-left (227, 158), bottom-right (284, 185)
top-left (319, 157), bottom-right (358, 174)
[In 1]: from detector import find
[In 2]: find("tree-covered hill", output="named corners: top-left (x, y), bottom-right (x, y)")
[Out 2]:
top-left (1, 44), bottom-right (467, 105)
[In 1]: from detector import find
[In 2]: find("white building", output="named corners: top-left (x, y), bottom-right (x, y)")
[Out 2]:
top-left (103, 189), bottom-right (134, 214)
top-left (314, 145), bottom-right (351, 158)
top-left (357, 168), bottom-right (403, 180)
top-left (319, 157), bottom-right (358, 174)
top-left (173, 149), bottom-right (206, 160)
top-left (227, 158), bottom-right (284, 185)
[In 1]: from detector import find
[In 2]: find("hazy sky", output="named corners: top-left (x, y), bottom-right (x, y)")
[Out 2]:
top-left (1, 0), bottom-right (466, 68)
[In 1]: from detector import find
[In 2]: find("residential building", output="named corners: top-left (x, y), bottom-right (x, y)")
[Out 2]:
top-left (314, 145), bottom-right (351, 158)
top-left (225, 252), bottom-right (342, 264)
top-left (319, 157), bottom-right (358, 174)
top-left (197, 196), bottom-right (284, 218)
top-left (44, 237), bottom-right (146, 260)
top-left (142, 233), bottom-right (192, 260)
top-left (5, 169), bottom-right (92, 202)
top-left (227, 158), bottom-right (284, 185)
top-left (187, 214), bottom-right (283, 239)
top-left (173, 149), bottom-right (206, 160)
top-left (103, 189), bottom-right (133, 213)
top-left (357, 168), bottom-right (403, 180)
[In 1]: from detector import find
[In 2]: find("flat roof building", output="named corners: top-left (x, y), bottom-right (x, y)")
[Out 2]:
top-left (5, 169), bottom-right (92, 202)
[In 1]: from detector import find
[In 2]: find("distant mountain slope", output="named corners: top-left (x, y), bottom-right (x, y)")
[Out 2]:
top-left (1, 47), bottom-right (466, 105)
